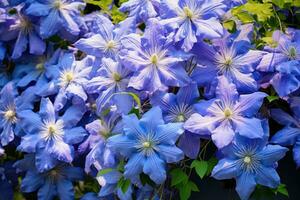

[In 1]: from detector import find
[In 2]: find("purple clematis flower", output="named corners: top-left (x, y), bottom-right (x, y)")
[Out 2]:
top-left (184, 76), bottom-right (267, 149)
top-left (75, 14), bottom-right (135, 60)
top-left (150, 83), bottom-right (201, 158)
top-left (212, 128), bottom-right (288, 200)
top-left (80, 111), bottom-right (122, 174)
top-left (8, 9), bottom-right (46, 59)
top-left (14, 154), bottom-right (84, 200)
top-left (270, 98), bottom-right (300, 167)
top-left (119, 0), bottom-right (159, 23)
top-left (191, 24), bottom-right (265, 95)
top-left (26, 0), bottom-right (86, 38)
top-left (257, 30), bottom-right (300, 97)
top-left (107, 106), bottom-right (184, 184)
top-left (120, 19), bottom-right (191, 93)
top-left (17, 98), bottom-right (87, 172)
top-left (86, 58), bottom-right (133, 114)
top-left (37, 52), bottom-right (93, 111)
top-left (160, 0), bottom-right (225, 51)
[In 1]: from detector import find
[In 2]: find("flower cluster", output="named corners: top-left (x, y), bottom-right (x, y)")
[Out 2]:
top-left (0, 0), bottom-right (299, 200)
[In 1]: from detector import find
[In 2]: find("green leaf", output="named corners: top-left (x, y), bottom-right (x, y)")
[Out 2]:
top-left (170, 168), bottom-right (189, 186)
top-left (140, 173), bottom-right (156, 187)
top-left (121, 179), bottom-right (131, 194)
top-left (191, 160), bottom-right (208, 179)
top-left (232, 2), bottom-right (274, 23)
top-left (223, 20), bottom-right (237, 33)
top-left (178, 181), bottom-right (199, 200)
top-left (275, 184), bottom-right (289, 197)
top-left (206, 157), bottom-right (218, 176)
top-left (97, 168), bottom-right (113, 176)
top-left (267, 95), bottom-right (279, 103)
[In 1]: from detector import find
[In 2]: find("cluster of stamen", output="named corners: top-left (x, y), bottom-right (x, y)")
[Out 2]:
top-left (4, 109), bottom-right (17, 123)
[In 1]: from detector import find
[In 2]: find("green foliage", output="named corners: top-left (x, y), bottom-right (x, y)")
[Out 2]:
top-left (117, 177), bottom-right (131, 194)
top-left (170, 168), bottom-right (199, 200)
top-left (97, 168), bottom-right (114, 176)
top-left (232, 2), bottom-right (274, 23)
top-left (84, 0), bottom-right (128, 23)
top-left (191, 160), bottom-right (208, 179)
top-left (273, 184), bottom-right (289, 197)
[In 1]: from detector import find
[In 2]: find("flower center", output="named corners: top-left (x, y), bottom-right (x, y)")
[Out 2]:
top-left (289, 46), bottom-right (297, 60)
top-left (60, 71), bottom-right (74, 86)
top-left (142, 141), bottom-right (152, 148)
top-left (224, 108), bottom-right (232, 118)
top-left (53, 0), bottom-right (62, 9)
top-left (36, 63), bottom-right (44, 71)
top-left (4, 109), bottom-right (16, 122)
top-left (243, 156), bottom-right (251, 164)
top-left (176, 114), bottom-right (185, 122)
top-left (150, 54), bottom-right (159, 65)
top-left (183, 6), bottom-right (193, 19)
top-left (41, 121), bottom-right (64, 141)
top-left (112, 73), bottom-right (122, 82)
top-left (106, 40), bottom-right (116, 49)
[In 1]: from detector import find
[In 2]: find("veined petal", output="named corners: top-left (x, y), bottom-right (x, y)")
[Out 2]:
top-left (271, 126), bottom-right (300, 146)
top-left (234, 117), bottom-right (264, 139)
top-left (258, 145), bottom-right (288, 166)
top-left (236, 173), bottom-right (256, 200)
top-left (212, 122), bottom-right (235, 149)
top-left (235, 92), bottom-right (267, 117)
top-left (143, 153), bottom-right (166, 184)
top-left (212, 158), bottom-right (238, 180)
top-left (157, 144), bottom-right (184, 163)
top-left (255, 167), bottom-right (280, 188)
top-left (184, 113), bottom-right (218, 135)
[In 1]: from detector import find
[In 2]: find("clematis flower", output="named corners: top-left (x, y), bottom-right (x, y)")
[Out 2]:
top-left (17, 98), bottom-right (87, 172)
top-left (120, 19), bottom-right (191, 93)
top-left (160, 0), bottom-right (225, 51)
top-left (0, 82), bottom-right (33, 146)
top-left (191, 24), bottom-right (265, 94)
top-left (16, 48), bottom-right (62, 90)
top-left (80, 111), bottom-right (122, 174)
top-left (257, 30), bottom-right (300, 97)
top-left (97, 169), bottom-right (133, 200)
top-left (14, 154), bottom-right (84, 200)
top-left (119, 0), bottom-right (159, 23)
top-left (0, 83), bottom-right (18, 146)
top-left (270, 101), bottom-right (300, 167)
top-left (86, 58), bottom-right (133, 114)
top-left (37, 52), bottom-right (93, 111)
top-left (75, 13), bottom-right (135, 59)
top-left (8, 9), bottom-right (46, 59)
top-left (26, 0), bottom-right (86, 38)
top-left (184, 76), bottom-right (267, 149)
top-left (107, 106), bottom-right (184, 184)
top-left (212, 131), bottom-right (288, 200)
top-left (150, 83), bottom-right (201, 158)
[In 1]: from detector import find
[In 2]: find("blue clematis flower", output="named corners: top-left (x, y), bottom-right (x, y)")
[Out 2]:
top-left (97, 169), bottom-right (133, 200)
top-left (107, 106), bottom-right (184, 184)
top-left (184, 76), bottom-right (267, 149)
top-left (160, 0), bottom-right (225, 51)
top-left (37, 52), bottom-right (93, 111)
top-left (75, 13), bottom-right (135, 60)
top-left (120, 19), bottom-right (191, 93)
top-left (86, 58), bottom-right (133, 114)
top-left (119, 0), bottom-right (159, 23)
top-left (0, 82), bottom-right (33, 146)
top-left (14, 154), bottom-right (84, 200)
top-left (17, 98), bottom-right (87, 172)
top-left (270, 101), bottom-right (300, 167)
top-left (8, 8), bottom-right (46, 59)
top-left (212, 128), bottom-right (288, 200)
top-left (150, 83), bottom-right (201, 158)
top-left (0, 83), bottom-right (18, 146)
top-left (257, 30), bottom-right (300, 97)
top-left (26, 0), bottom-right (86, 38)
top-left (191, 24), bottom-right (265, 95)
top-left (16, 48), bottom-right (62, 90)
top-left (80, 111), bottom-right (122, 174)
